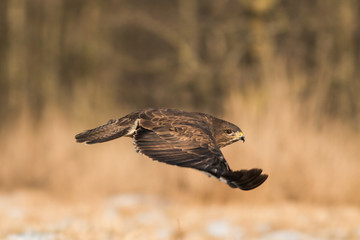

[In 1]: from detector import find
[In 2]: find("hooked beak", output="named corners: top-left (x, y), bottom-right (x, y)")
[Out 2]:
top-left (236, 131), bottom-right (245, 143)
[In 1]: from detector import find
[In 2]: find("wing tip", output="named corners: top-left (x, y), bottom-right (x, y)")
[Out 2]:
top-left (240, 173), bottom-right (268, 191)
top-left (222, 168), bottom-right (268, 191)
top-left (75, 132), bottom-right (86, 143)
top-left (75, 131), bottom-right (99, 144)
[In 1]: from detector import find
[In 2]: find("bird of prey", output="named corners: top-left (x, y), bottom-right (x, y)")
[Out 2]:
top-left (75, 108), bottom-right (268, 190)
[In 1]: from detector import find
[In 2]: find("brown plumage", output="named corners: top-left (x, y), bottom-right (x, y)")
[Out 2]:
top-left (75, 108), bottom-right (268, 190)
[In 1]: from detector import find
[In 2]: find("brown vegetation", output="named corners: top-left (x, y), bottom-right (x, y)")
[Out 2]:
top-left (0, 0), bottom-right (359, 205)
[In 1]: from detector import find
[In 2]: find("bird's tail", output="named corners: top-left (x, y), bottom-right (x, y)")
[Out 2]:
top-left (75, 118), bottom-right (135, 144)
top-left (221, 168), bottom-right (268, 190)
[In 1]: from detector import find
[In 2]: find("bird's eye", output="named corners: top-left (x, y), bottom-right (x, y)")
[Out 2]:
top-left (225, 129), bottom-right (233, 134)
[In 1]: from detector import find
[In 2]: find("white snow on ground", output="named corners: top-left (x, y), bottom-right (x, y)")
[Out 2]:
top-left (259, 230), bottom-right (325, 240)
top-left (206, 220), bottom-right (245, 239)
top-left (6, 231), bottom-right (57, 240)
top-left (0, 192), bottom-right (359, 240)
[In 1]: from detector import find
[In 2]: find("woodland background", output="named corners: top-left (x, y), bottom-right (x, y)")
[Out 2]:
top-left (0, 0), bottom-right (360, 204)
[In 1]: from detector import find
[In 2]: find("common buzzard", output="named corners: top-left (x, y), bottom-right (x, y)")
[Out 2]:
top-left (75, 108), bottom-right (268, 190)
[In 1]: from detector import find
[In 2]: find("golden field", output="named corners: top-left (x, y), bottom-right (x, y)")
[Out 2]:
top-left (1, 90), bottom-right (360, 239)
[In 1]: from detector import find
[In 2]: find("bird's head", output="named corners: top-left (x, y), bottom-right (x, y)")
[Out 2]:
top-left (213, 118), bottom-right (245, 148)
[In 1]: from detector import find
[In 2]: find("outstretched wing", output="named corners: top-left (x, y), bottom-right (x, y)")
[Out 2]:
top-left (135, 121), bottom-right (230, 177)
top-left (75, 111), bottom-right (141, 144)
top-left (135, 116), bottom-right (268, 190)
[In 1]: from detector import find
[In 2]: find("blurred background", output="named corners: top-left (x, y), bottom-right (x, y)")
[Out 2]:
top-left (1, 0), bottom-right (360, 205)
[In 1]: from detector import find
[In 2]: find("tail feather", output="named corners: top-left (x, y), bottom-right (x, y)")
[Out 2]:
top-left (222, 168), bottom-right (268, 190)
top-left (75, 119), bottom-right (133, 144)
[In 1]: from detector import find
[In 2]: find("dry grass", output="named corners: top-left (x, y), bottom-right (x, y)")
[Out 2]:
top-left (1, 80), bottom-right (359, 205)
top-left (1, 78), bottom-right (360, 240)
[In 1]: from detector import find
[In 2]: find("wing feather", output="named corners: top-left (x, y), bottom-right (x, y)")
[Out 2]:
top-left (134, 127), bottom-right (230, 176)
